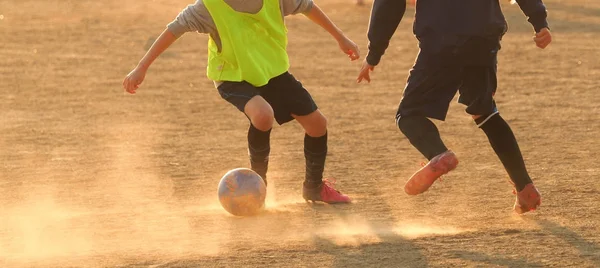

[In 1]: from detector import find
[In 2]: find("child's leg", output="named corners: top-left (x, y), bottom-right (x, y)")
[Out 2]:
top-left (263, 72), bottom-right (349, 203)
top-left (473, 112), bottom-right (533, 191)
top-left (396, 49), bottom-right (462, 159)
top-left (292, 110), bottom-right (328, 189)
top-left (397, 49), bottom-right (462, 195)
top-left (397, 115), bottom-right (448, 160)
top-left (399, 114), bottom-right (459, 195)
top-left (459, 59), bottom-right (533, 192)
top-left (294, 110), bottom-right (350, 203)
top-left (262, 72), bottom-right (327, 188)
top-left (244, 96), bottom-right (274, 182)
top-left (472, 111), bottom-right (540, 213)
top-left (459, 44), bottom-right (540, 213)
top-left (217, 81), bottom-right (274, 182)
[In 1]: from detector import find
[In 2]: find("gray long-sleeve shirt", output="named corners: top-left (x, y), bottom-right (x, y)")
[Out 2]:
top-left (167, 0), bottom-right (314, 51)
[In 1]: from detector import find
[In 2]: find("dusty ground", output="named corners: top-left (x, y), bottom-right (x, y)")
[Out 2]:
top-left (1, 0), bottom-right (599, 267)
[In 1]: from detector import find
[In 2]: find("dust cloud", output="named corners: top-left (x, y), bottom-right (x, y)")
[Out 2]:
top-left (0, 123), bottom-right (465, 266)
top-left (314, 216), bottom-right (468, 247)
top-left (0, 124), bottom-right (228, 267)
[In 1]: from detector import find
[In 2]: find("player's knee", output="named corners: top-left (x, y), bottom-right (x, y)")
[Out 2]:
top-left (250, 110), bottom-right (274, 131)
top-left (472, 110), bottom-right (500, 128)
top-left (303, 111), bottom-right (328, 137)
top-left (245, 97), bottom-right (274, 131)
top-left (396, 114), bottom-right (413, 134)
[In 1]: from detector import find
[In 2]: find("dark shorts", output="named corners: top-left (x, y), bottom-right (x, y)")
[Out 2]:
top-left (217, 72), bottom-right (318, 125)
top-left (397, 36), bottom-right (501, 121)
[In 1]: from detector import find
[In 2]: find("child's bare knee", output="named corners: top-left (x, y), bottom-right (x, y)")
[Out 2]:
top-left (244, 96), bottom-right (274, 130)
top-left (250, 110), bottom-right (274, 130)
top-left (304, 112), bottom-right (328, 137)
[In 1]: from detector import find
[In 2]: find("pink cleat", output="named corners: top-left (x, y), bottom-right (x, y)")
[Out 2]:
top-left (303, 178), bottom-right (351, 204)
top-left (404, 150), bottom-right (459, 195)
top-left (514, 183), bottom-right (541, 214)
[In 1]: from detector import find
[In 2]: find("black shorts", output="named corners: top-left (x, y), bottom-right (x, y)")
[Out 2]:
top-left (217, 72), bottom-right (318, 125)
top-left (397, 36), bottom-right (501, 121)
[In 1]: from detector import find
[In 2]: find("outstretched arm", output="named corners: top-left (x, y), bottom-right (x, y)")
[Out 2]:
top-left (304, 4), bottom-right (360, 60)
top-left (123, 29), bottom-right (178, 94)
top-left (136, 29), bottom-right (178, 72)
top-left (366, 0), bottom-right (406, 66)
top-left (123, 1), bottom-right (213, 94)
top-left (357, 0), bottom-right (406, 83)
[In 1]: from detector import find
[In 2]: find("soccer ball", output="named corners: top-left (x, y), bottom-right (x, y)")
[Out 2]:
top-left (217, 168), bottom-right (267, 216)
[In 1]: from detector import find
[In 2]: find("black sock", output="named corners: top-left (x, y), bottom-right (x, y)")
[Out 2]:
top-left (304, 133), bottom-right (327, 189)
top-left (248, 124), bottom-right (271, 182)
top-left (397, 116), bottom-right (448, 160)
top-left (476, 113), bottom-right (532, 191)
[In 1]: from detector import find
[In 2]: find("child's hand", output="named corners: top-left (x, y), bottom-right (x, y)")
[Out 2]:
top-left (357, 60), bottom-right (375, 83)
top-left (534, 28), bottom-right (552, 49)
top-left (338, 36), bottom-right (360, 61)
top-left (123, 67), bottom-right (147, 94)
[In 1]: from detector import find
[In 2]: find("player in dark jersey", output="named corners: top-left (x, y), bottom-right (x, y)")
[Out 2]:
top-left (357, 0), bottom-right (552, 214)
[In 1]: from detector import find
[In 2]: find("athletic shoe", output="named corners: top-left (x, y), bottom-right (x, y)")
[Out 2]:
top-left (514, 183), bottom-right (541, 214)
top-left (404, 150), bottom-right (459, 195)
top-left (302, 178), bottom-right (351, 204)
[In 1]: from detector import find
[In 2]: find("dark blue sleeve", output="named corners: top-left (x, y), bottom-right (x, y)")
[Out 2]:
top-left (515, 0), bottom-right (549, 32)
top-left (366, 0), bottom-right (406, 66)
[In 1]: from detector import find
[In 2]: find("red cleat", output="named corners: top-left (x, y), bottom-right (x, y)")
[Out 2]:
top-left (514, 183), bottom-right (541, 214)
top-left (303, 178), bottom-right (351, 204)
top-left (404, 150), bottom-right (459, 195)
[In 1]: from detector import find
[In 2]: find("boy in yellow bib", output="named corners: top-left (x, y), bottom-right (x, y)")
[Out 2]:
top-left (123, 0), bottom-right (359, 203)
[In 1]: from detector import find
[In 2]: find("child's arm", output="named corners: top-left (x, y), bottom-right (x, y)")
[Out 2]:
top-left (357, 0), bottom-right (406, 83)
top-left (303, 4), bottom-right (360, 61)
top-left (123, 1), bottom-right (214, 94)
top-left (123, 29), bottom-right (178, 94)
top-left (513, 0), bottom-right (551, 49)
top-left (514, 0), bottom-right (548, 33)
top-left (364, 0), bottom-right (406, 67)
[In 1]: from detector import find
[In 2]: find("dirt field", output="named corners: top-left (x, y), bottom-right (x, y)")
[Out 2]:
top-left (1, 0), bottom-right (599, 267)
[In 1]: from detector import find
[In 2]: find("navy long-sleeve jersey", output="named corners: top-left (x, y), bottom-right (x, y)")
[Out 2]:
top-left (366, 0), bottom-right (549, 66)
